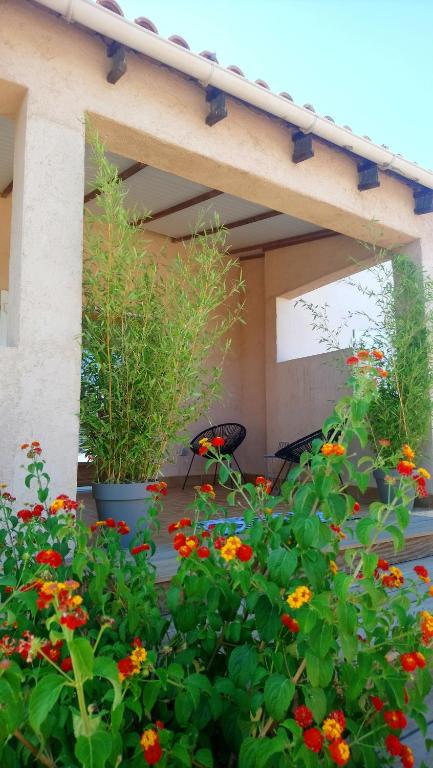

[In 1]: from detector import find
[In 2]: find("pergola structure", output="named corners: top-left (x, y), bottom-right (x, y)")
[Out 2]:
top-left (1, 0), bottom-right (433, 500)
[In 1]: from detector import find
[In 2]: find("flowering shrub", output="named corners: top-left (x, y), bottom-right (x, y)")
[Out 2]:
top-left (1, 352), bottom-right (433, 767)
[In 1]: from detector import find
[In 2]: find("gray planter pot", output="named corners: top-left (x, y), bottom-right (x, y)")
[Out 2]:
top-left (92, 482), bottom-right (153, 548)
top-left (373, 468), bottom-right (415, 510)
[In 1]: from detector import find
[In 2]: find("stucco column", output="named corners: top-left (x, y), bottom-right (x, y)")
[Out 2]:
top-left (3, 93), bottom-right (84, 500)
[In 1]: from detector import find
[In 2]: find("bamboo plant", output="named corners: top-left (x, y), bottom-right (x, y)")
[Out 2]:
top-left (80, 132), bottom-right (244, 483)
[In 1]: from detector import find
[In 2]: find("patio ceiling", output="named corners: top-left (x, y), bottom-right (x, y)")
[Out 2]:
top-left (0, 115), bottom-right (333, 257)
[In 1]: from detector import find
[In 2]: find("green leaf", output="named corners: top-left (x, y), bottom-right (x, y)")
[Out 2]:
top-left (75, 730), bottom-right (112, 768)
top-left (29, 674), bottom-right (64, 733)
top-left (195, 748), bottom-right (213, 767)
top-left (356, 517), bottom-right (376, 546)
top-left (264, 674), bottom-right (295, 721)
top-left (239, 737), bottom-right (260, 768)
top-left (0, 678), bottom-right (23, 740)
top-left (142, 680), bottom-right (162, 713)
top-left (304, 687), bottom-right (327, 722)
top-left (268, 548), bottom-right (298, 586)
top-left (93, 656), bottom-right (122, 709)
top-left (385, 524), bottom-right (405, 551)
top-left (70, 637), bottom-right (94, 682)
top-left (306, 652), bottom-right (334, 687)
top-left (37, 487), bottom-right (49, 503)
top-left (255, 595), bottom-right (281, 642)
top-left (171, 743), bottom-right (192, 766)
top-left (228, 645), bottom-right (257, 687)
top-left (256, 734), bottom-right (288, 768)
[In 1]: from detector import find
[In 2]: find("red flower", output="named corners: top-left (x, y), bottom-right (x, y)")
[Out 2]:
top-left (105, 518), bottom-right (116, 528)
top-left (197, 546), bottom-right (211, 559)
top-left (211, 436), bottom-right (225, 447)
top-left (214, 536), bottom-right (226, 550)
top-left (237, 544), bottom-right (253, 562)
top-left (178, 545), bottom-right (192, 558)
top-left (117, 522), bottom-right (130, 535)
top-left (400, 745), bottom-right (414, 768)
top-left (303, 727), bottom-right (324, 753)
top-left (400, 653), bottom-right (417, 672)
top-left (60, 608), bottom-right (88, 630)
top-left (414, 651), bottom-right (426, 668)
top-left (18, 509), bottom-right (33, 523)
top-left (346, 356), bottom-right (359, 365)
top-left (32, 504), bottom-right (44, 517)
top-left (131, 543), bottom-right (150, 555)
top-left (179, 518), bottom-right (191, 528)
top-left (35, 549), bottom-right (63, 568)
top-left (328, 739), bottom-right (350, 766)
top-left (198, 445), bottom-right (209, 456)
top-left (117, 656), bottom-right (135, 678)
top-left (377, 559), bottom-right (389, 570)
top-left (294, 705), bottom-right (313, 728)
top-left (173, 533), bottom-right (186, 551)
top-left (201, 531), bottom-right (210, 539)
top-left (384, 710), bottom-right (407, 730)
top-left (328, 711), bottom-right (346, 730)
top-left (155, 720), bottom-right (164, 730)
top-left (372, 349), bottom-right (384, 360)
top-left (39, 640), bottom-right (63, 663)
top-left (255, 476), bottom-right (271, 493)
top-left (370, 695), bottom-right (384, 712)
top-left (414, 564), bottom-right (430, 582)
top-left (353, 502), bottom-right (361, 513)
top-left (131, 637), bottom-right (142, 647)
top-left (143, 743), bottom-right (162, 765)
top-left (281, 614), bottom-right (299, 632)
top-left (396, 460), bottom-right (415, 476)
top-left (60, 656), bottom-right (73, 672)
top-left (385, 734), bottom-right (403, 756)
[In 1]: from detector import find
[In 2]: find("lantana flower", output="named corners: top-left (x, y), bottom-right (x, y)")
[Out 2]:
top-left (35, 549), bottom-right (63, 568)
top-left (286, 586), bottom-right (312, 609)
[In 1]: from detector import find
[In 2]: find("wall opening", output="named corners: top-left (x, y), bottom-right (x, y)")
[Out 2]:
top-left (0, 115), bottom-right (15, 346)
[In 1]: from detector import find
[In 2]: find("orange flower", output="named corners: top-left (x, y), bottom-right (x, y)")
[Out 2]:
top-left (377, 368), bottom-right (388, 378)
top-left (328, 739), bottom-right (350, 766)
top-left (378, 438), bottom-right (391, 447)
top-left (357, 349), bottom-right (370, 360)
top-left (372, 349), bottom-right (384, 359)
top-left (346, 356), bottom-right (359, 365)
top-left (402, 444), bottom-right (415, 460)
top-left (323, 717), bottom-right (344, 741)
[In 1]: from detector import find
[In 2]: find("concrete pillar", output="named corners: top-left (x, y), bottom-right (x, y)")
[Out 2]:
top-left (1, 92), bottom-right (84, 500)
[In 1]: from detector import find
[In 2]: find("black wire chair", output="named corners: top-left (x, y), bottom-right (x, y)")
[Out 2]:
top-left (182, 423), bottom-right (246, 490)
top-left (270, 429), bottom-right (325, 491)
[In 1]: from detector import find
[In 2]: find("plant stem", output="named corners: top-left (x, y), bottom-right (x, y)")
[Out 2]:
top-left (14, 729), bottom-right (55, 767)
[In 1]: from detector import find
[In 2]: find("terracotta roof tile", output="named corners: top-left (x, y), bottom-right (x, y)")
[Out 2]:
top-left (226, 65), bottom-right (245, 77)
top-left (96, 0), bottom-right (123, 15)
top-left (134, 17), bottom-right (158, 33)
top-left (168, 35), bottom-right (190, 50)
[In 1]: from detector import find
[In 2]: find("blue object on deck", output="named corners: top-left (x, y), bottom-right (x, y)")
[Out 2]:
top-left (197, 510), bottom-right (325, 535)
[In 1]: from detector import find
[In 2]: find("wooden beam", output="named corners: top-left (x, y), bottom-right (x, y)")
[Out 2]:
top-left (357, 160), bottom-right (380, 191)
top-left (135, 189), bottom-right (224, 227)
top-left (238, 252), bottom-right (265, 262)
top-left (0, 180), bottom-right (13, 198)
top-left (292, 131), bottom-right (314, 163)
top-left (414, 187), bottom-right (433, 215)
top-left (172, 210), bottom-right (281, 243)
top-left (84, 161), bottom-right (147, 204)
top-left (230, 228), bottom-right (339, 255)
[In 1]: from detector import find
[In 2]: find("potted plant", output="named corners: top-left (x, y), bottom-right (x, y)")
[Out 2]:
top-left (80, 132), bottom-right (243, 544)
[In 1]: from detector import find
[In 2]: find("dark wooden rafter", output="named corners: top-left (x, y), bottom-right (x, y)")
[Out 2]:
top-left (0, 180), bottom-right (13, 198)
top-left (205, 86), bottom-right (228, 126)
top-left (413, 187), bottom-right (433, 215)
top-left (357, 160), bottom-right (380, 191)
top-left (106, 41), bottom-right (127, 84)
top-left (172, 209), bottom-right (281, 242)
top-left (292, 130), bottom-right (314, 163)
top-left (135, 189), bottom-right (224, 226)
top-left (84, 161), bottom-right (147, 203)
top-left (230, 228), bottom-right (339, 256)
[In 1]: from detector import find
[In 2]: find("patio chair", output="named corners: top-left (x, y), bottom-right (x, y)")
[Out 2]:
top-left (182, 423), bottom-right (246, 490)
top-left (269, 428), bottom-right (326, 491)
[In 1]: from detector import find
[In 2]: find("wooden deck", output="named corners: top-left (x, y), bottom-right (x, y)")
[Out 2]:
top-left (78, 486), bottom-right (433, 762)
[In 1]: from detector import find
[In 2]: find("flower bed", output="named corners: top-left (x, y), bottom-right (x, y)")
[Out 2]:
top-left (0, 352), bottom-right (432, 767)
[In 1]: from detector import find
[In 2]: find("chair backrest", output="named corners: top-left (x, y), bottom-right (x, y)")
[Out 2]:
top-left (190, 423), bottom-right (246, 455)
top-left (275, 429), bottom-right (324, 462)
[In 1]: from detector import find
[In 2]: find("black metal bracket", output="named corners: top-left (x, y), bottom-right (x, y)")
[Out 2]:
top-left (413, 186), bottom-right (433, 215)
top-left (106, 41), bottom-right (127, 85)
top-left (292, 131), bottom-right (314, 163)
top-left (357, 160), bottom-right (380, 191)
top-left (205, 86), bottom-right (227, 126)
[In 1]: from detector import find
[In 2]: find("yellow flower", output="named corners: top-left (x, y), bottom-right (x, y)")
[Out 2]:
top-left (50, 499), bottom-right (65, 512)
top-left (286, 585), bottom-right (313, 609)
top-left (402, 444), bottom-right (415, 460)
top-left (417, 467), bottom-right (431, 480)
top-left (322, 717), bottom-right (343, 740)
top-left (329, 560), bottom-right (338, 575)
top-left (140, 729), bottom-right (158, 749)
top-left (429, 586), bottom-right (433, 598)
top-left (70, 595), bottom-right (83, 607)
top-left (131, 647), bottom-right (147, 666)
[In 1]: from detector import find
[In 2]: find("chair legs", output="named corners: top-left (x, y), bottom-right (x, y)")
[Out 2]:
top-left (182, 453), bottom-right (195, 490)
top-left (271, 460), bottom-right (289, 493)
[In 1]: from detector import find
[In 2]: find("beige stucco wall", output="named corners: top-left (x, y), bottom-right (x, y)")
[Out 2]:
top-left (0, 196), bottom-right (11, 290)
top-left (1, 0), bottom-right (433, 496)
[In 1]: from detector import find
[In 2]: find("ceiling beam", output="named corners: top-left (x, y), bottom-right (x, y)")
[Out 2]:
top-left (135, 189), bottom-right (224, 227)
top-left (0, 180), bottom-right (13, 198)
top-left (84, 161), bottom-right (147, 204)
top-left (230, 228), bottom-right (339, 256)
top-left (172, 209), bottom-right (281, 243)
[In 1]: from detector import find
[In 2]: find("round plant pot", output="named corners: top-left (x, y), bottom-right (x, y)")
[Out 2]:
top-left (92, 482), bottom-right (153, 548)
top-left (373, 468), bottom-right (415, 510)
